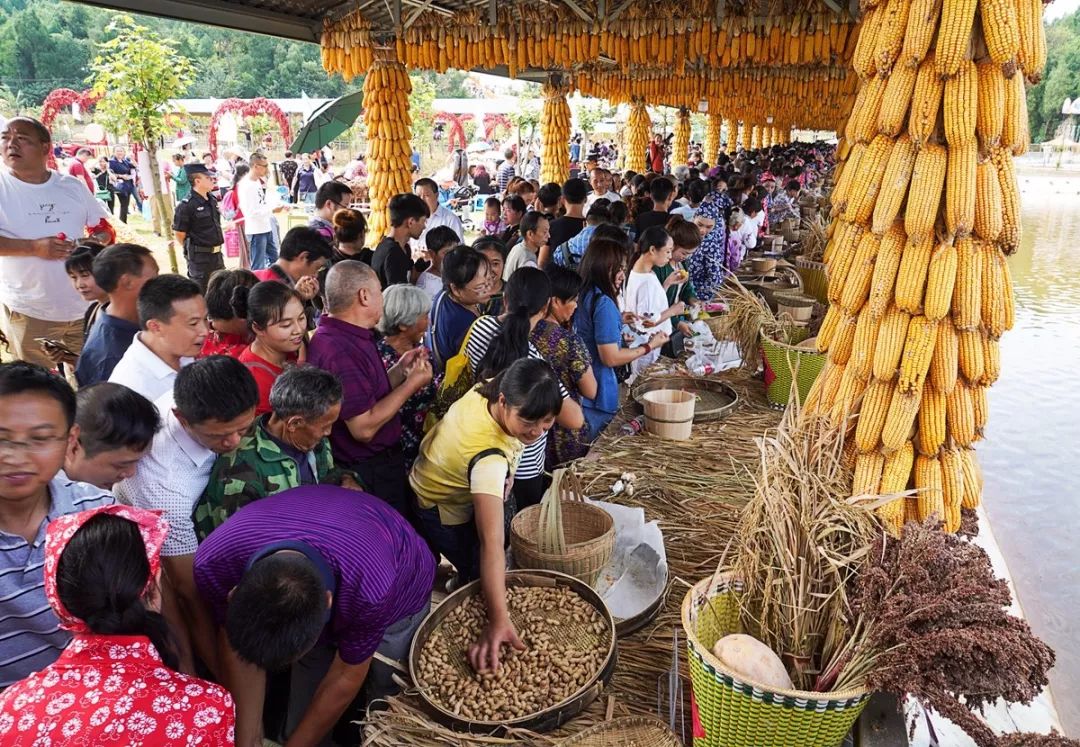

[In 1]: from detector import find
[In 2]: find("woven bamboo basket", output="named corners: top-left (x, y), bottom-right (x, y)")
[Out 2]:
top-left (682, 576), bottom-right (870, 747)
top-left (794, 256), bottom-right (829, 304)
top-left (760, 331), bottom-right (825, 408)
top-left (559, 715), bottom-right (681, 746)
top-left (510, 469), bottom-right (615, 586)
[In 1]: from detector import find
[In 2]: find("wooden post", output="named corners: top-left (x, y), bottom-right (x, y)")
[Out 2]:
top-left (540, 75), bottom-right (571, 185)
top-left (363, 58), bottom-right (413, 246)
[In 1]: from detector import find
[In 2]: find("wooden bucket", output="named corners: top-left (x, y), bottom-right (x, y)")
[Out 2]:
top-left (641, 389), bottom-right (696, 440)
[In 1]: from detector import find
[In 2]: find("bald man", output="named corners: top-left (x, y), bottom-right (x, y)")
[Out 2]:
top-left (306, 261), bottom-right (432, 515)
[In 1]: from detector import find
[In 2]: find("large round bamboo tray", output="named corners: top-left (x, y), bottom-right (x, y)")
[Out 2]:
top-left (559, 715), bottom-right (681, 746)
top-left (681, 576), bottom-right (870, 747)
top-left (409, 570), bottom-right (618, 734)
top-left (760, 331), bottom-right (825, 408)
top-left (631, 376), bottom-right (739, 423)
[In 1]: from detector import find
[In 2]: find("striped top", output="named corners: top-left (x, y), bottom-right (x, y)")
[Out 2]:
top-left (464, 316), bottom-right (569, 480)
top-left (0, 474), bottom-right (113, 687)
top-left (193, 486), bottom-right (435, 665)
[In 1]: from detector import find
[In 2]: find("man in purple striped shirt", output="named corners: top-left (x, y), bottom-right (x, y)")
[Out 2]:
top-left (194, 485), bottom-right (435, 747)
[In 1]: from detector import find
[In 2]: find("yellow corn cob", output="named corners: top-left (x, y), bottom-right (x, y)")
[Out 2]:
top-left (946, 380), bottom-right (977, 446)
top-left (877, 497), bottom-right (907, 535)
top-left (958, 327), bottom-right (985, 384)
top-left (816, 360), bottom-right (847, 414)
top-left (1003, 71), bottom-right (1030, 156)
top-left (856, 378), bottom-right (894, 452)
top-left (840, 232), bottom-right (882, 313)
top-left (853, 451), bottom-right (886, 496)
top-left (894, 235), bottom-right (934, 314)
top-left (852, 4), bottom-right (884, 79)
top-left (830, 146), bottom-right (865, 216)
top-left (882, 382), bottom-right (923, 451)
top-left (994, 148), bottom-right (1022, 256)
top-left (1017, 0), bottom-right (1048, 82)
top-left (938, 448), bottom-right (964, 532)
top-left (905, 497), bottom-right (921, 524)
top-left (935, 0), bottom-right (977, 77)
top-left (980, 0), bottom-right (1021, 68)
top-left (825, 219), bottom-right (860, 266)
top-left (873, 305), bottom-right (913, 380)
top-left (974, 159), bottom-right (1005, 243)
top-left (972, 382), bottom-right (989, 435)
top-left (874, 0), bottom-right (912, 76)
top-left (846, 76), bottom-right (889, 145)
top-left (915, 454), bottom-right (945, 523)
top-left (817, 304), bottom-right (846, 352)
top-left (877, 64), bottom-right (918, 138)
top-left (881, 439), bottom-right (915, 492)
top-left (872, 135), bottom-right (917, 234)
top-left (924, 242), bottom-right (959, 322)
top-left (843, 134), bottom-right (893, 225)
top-left (930, 317), bottom-right (960, 394)
top-left (959, 447), bottom-right (983, 508)
top-left (898, 315), bottom-right (938, 393)
top-left (944, 61), bottom-right (977, 147)
top-left (867, 223), bottom-right (906, 318)
top-left (917, 383), bottom-right (947, 454)
top-left (851, 308), bottom-right (883, 381)
top-left (829, 311), bottom-right (860, 366)
top-left (946, 141), bottom-right (977, 240)
top-left (909, 55), bottom-right (946, 149)
top-left (831, 362), bottom-right (868, 426)
top-left (981, 333), bottom-right (1001, 385)
top-left (900, 0), bottom-right (943, 67)
top-left (981, 244), bottom-right (1008, 338)
top-left (804, 357), bottom-right (833, 414)
top-left (904, 145), bottom-right (947, 244)
top-left (1002, 256), bottom-right (1015, 331)
top-left (976, 62), bottom-right (1006, 150)
top-left (951, 238), bottom-right (982, 330)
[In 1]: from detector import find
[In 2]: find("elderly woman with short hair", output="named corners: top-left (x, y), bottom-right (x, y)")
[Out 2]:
top-left (192, 365), bottom-right (360, 541)
top-left (377, 284), bottom-right (443, 468)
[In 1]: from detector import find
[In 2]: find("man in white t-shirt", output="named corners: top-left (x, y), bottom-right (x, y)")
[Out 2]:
top-left (410, 177), bottom-right (463, 257)
top-left (236, 152), bottom-right (285, 271)
top-left (584, 168), bottom-right (621, 209)
top-left (0, 117), bottom-right (113, 367)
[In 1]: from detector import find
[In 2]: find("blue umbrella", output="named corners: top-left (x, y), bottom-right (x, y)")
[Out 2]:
top-left (289, 91), bottom-right (364, 154)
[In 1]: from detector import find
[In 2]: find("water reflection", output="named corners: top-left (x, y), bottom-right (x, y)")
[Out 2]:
top-left (981, 165), bottom-right (1080, 735)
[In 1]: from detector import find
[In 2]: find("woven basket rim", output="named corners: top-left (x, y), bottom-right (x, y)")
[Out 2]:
top-left (760, 330), bottom-right (827, 355)
top-left (509, 501), bottom-right (615, 551)
top-left (680, 576), bottom-right (870, 702)
top-left (794, 256), bottom-right (827, 270)
top-left (557, 715), bottom-right (680, 745)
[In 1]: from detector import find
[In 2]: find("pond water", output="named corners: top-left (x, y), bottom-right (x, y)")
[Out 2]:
top-left (981, 162), bottom-right (1080, 735)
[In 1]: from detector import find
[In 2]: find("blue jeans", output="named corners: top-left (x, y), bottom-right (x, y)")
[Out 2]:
top-left (415, 503), bottom-right (480, 583)
top-left (247, 231), bottom-right (278, 270)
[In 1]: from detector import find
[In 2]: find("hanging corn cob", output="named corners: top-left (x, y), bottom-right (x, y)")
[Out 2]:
top-left (625, 100), bottom-right (651, 173)
top-left (806, 0), bottom-right (1036, 534)
top-left (540, 77), bottom-right (572, 185)
top-left (673, 107), bottom-right (691, 167)
top-left (704, 112), bottom-right (722, 164)
top-left (740, 121), bottom-right (752, 151)
top-left (363, 58), bottom-right (413, 245)
top-left (723, 117), bottom-right (737, 153)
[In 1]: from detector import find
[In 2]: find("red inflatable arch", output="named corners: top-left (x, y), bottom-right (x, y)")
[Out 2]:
top-left (208, 97), bottom-right (292, 158)
top-left (40, 88), bottom-right (103, 167)
top-left (482, 113), bottom-right (512, 142)
top-left (434, 112), bottom-right (471, 152)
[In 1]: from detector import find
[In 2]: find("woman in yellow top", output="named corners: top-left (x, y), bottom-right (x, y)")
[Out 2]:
top-left (410, 358), bottom-right (563, 672)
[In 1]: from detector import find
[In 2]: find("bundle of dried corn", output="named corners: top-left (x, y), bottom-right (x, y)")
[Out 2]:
top-left (625, 101), bottom-right (651, 173)
top-left (363, 59), bottom-right (413, 244)
top-left (672, 107), bottom-right (691, 167)
top-left (540, 77), bottom-right (572, 185)
top-left (704, 112), bottom-right (723, 164)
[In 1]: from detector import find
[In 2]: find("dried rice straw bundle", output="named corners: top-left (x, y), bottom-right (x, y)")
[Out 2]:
top-left (800, 214), bottom-right (828, 263)
top-left (709, 275), bottom-right (790, 372)
top-left (727, 398), bottom-right (881, 691)
top-left (361, 696), bottom-right (559, 746)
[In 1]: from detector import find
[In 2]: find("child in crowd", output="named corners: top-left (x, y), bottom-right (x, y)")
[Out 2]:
top-left (623, 226), bottom-right (683, 378)
top-left (480, 196), bottom-right (505, 237)
top-left (417, 225), bottom-right (460, 299)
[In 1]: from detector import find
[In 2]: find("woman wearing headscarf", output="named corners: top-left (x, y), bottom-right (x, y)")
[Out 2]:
top-left (0, 505), bottom-right (235, 746)
top-left (686, 194), bottom-right (728, 301)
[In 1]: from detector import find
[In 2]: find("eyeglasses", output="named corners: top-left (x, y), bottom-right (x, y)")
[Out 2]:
top-left (0, 436), bottom-right (68, 456)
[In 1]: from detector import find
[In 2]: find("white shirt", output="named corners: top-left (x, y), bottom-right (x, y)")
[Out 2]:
top-left (503, 243), bottom-right (538, 280)
top-left (585, 190), bottom-right (622, 209)
top-left (416, 270), bottom-right (443, 299)
top-left (115, 392), bottom-right (214, 557)
top-left (622, 270), bottom-right (673, 337)
top-left (733, 220), bottom-right (759, 251)
top-left (0, 169), bottom-right (110, 320)
top-left (236, 176), bottom-right (274, 235)
top-left (412, 204), bottom-right (464, 256)
top-left (107, 333), bottom-right (193, 404)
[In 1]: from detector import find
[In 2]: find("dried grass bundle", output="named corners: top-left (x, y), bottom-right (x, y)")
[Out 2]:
top-left (361, 697), bottom-right (559, 746)
top-left (800, 214), bottom-right (828, 263)
top-left (710, 276), bottom-right (791, 372)
top-left (726, 400), bottom-right (880, 691)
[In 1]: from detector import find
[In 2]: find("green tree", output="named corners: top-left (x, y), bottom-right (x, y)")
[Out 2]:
top-left (510, 102), bottom-right (541, 161)
top-left (409, 73), bottom-right (437, 156)
top-left (88, 14), bottom-right (194, 271)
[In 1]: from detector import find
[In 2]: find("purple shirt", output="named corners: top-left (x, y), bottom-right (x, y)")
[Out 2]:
top-left (307, 315), bottom-right (401, 463)
top-left (193, 486), bottom-right (435, 665)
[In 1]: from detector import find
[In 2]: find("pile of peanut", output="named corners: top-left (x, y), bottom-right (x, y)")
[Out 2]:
top-left (417, 585), bottom-right (610, 722)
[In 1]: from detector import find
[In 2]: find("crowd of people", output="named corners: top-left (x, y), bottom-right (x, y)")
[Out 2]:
top-left (0, 112), bottom-right (832, 746)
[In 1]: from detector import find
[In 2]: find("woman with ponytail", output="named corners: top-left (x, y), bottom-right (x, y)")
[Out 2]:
top-left (233, 280), bottom-right (307, 414)
top-left (0, 506), bottom-right (235, 745)
top-left (463, 267), bottom-right (584, 509)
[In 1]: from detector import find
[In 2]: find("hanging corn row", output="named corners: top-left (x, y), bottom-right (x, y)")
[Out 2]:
top-left (740, 121), bottom-right (752, 151)
top-left (723, 118), bottom-right (737, 153)
top-left (704, 113), bottom-right (723, 165)
top-left (673, 108), bottom-right (692, 167)
top-left (751, 124), bottom-right (762, 150)
top-left (322, 4), bottom-right (860, 80)
top-left (540, 77), bottom-right (572, 185)
top-left (625, 101), bottom-right (651, 173)
top-left (803, 0), bottom-right (1044, 535)
top-left (363, 59), bottom-right (414, 244)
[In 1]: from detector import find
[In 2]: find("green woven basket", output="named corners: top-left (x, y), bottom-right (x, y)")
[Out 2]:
top-left (795, 257), bottom-right (829, 305)
top-left (760, 332), bottom-right (825, 408)
top-left (681, 576), bottom-right (870, 747)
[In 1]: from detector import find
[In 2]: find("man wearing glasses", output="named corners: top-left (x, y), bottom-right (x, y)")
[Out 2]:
top-left (0, 362), bottom-right (113, 688)
top-left (309, 181), bottom-right (354, 244)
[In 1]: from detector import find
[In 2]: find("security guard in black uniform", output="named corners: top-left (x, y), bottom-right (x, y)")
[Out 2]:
top-left (171, 163), bottom-right (225, 292)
